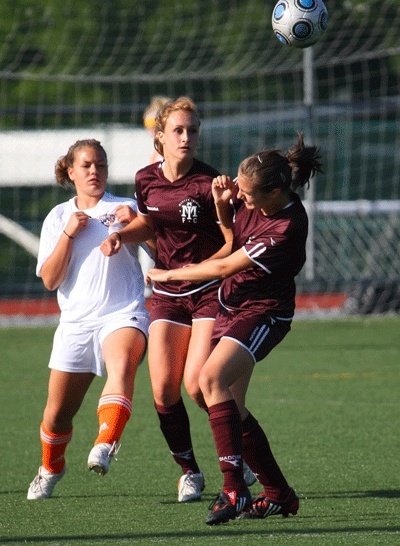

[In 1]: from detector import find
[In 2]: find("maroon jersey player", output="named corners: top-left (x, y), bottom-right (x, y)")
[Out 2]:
top-left (219, 189), bottom-right (308, 317)
top-left (147, 132), bottom-right (322, 525)
top-left (100, 97), bottom-right (235, 503)
top-left (135, 157), bottom-right (225, 295)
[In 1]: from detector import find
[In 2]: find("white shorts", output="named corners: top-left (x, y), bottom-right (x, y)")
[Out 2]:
top-left (48, 313), bottom-right (149, 376)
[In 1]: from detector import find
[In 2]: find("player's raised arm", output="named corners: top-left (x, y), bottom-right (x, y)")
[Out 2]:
top-left (212, 175), bottom-right (236, 230)
top-left (203, 175), bottom-right (235, 260)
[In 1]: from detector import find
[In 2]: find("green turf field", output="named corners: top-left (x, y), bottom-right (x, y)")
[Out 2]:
top-left (0, 317), bottom-right (399, 545)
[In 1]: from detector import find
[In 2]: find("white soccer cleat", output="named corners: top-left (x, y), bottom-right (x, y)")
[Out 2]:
top-left (87, 441), bottom-right (120, 476)
top-left (243, 461), bottom-right (258, 487)
top-left (27, 465), bottom-right (66, 500)
top-left (177, 471), bottom-right (205, 502)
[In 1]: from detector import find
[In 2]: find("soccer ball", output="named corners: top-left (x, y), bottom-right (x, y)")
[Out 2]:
top-left (272, 0), bottom-right (329, 49)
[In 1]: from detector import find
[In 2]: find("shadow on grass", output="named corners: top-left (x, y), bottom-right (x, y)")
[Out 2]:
top-left (2, 488), bottom-right (399, 500)
top-left (0, 490), bottom-right (130, 497)
top-left (302, 489), bottom-right (400, 499)
top-left (1, 525), bottom-right (400, 544)
top-left (1, 489), bottom-right (399, 544)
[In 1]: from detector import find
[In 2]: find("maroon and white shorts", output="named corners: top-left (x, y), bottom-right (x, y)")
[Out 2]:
top-left (150, 283), bottom-right (220, 328)
top-left (211, 306), bottom-right (292, 363)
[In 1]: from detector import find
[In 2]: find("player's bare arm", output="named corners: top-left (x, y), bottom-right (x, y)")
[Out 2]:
top-left (100, 213), bottom-right (154, 256)
top-left (211, 175), bottom-right (235, 252)
top-left (146, 247), bottom-right (252, 284)
top-left (41, 211), bottom-right (91, 291)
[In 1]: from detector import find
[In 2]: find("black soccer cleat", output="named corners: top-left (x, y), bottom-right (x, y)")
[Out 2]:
top-left (238, 487), bottom-right (299, 519)
top-left (206, 488), bottom-right (252, 525)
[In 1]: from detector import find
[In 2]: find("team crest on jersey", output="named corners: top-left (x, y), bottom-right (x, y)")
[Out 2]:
top-left (179, 198), bottom-right (200, 223)
top-left (97, 213), bottom-right (116, 226)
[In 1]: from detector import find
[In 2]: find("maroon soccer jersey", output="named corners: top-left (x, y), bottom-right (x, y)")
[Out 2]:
top-left (135, 159), bottom-right (225, 295)
top-left (219, 192), bottom-right (308, 317)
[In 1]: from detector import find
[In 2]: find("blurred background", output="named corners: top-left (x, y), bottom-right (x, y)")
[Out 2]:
top-left (0, 0), bottom-right (399, 320)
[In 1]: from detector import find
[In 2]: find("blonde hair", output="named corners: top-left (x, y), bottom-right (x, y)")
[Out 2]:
top-left (143, 96), bottom-right (171, 129)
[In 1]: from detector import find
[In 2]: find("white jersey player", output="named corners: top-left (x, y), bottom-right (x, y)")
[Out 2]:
top-left (27, 139), bottom-right (150, 500)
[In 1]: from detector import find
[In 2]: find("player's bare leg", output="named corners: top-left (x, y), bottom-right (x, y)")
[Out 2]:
top-left (148, 320), bottom-right (204, 501)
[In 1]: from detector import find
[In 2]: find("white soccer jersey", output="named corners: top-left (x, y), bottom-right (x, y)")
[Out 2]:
top-left (37, 192), bottom-right (147, 328)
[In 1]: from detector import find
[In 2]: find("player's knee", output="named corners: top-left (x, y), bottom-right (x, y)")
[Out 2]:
top-left (43, 407), bottom-right (74, 432)
top-left (183, 375), bottom-right (200, 400)
top-left (198, 370), bottom-right (218, 399)
top-left (152, 385), bottom-right (181, 408)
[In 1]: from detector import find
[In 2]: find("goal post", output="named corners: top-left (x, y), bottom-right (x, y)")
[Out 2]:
top-left (0, 213), bottom-right (39, 257)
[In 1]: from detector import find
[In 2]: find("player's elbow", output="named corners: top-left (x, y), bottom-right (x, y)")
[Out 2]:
top-left (40, 269), bottom-right (61, 291)
top-left (215, 262), bottom-right (234, 279)
top-left (42, 277), bottom-right (59, 291)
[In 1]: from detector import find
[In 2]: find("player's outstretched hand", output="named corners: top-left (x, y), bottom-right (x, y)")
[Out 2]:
top-left (146, 268), bottom-right (170, 284)
top-left (100, 232), bottom-right (122, 256)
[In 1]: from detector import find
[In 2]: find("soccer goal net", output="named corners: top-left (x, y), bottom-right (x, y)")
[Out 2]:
top-left (0, 0), bottom-right (399, 318)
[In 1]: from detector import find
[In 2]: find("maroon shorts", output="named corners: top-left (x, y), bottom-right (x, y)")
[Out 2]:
top-left (211, 306), bottom-right (292, 363)
top-left (150, 283), bottom-right (220, 327)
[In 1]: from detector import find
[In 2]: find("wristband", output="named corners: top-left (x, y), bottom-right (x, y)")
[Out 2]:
top-left (63, 230), bottom-right (74, 240)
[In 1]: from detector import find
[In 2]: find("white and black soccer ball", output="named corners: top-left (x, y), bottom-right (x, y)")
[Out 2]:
top-left (272, 0), bottom-right (329, 49)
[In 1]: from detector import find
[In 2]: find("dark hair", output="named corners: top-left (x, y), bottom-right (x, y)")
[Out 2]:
top-left (239, 132), bottom-right (322, 193)
top-left (55, 139), bottom-right (108, 189)
top-left (153, 96), bottom-right (200, 157)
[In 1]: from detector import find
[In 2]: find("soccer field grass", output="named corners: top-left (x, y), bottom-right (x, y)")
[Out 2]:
top-left (0, 317), bottom-right (399, 545)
